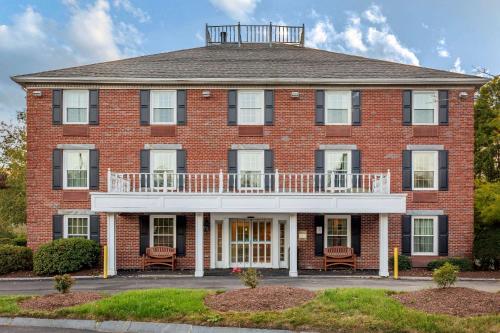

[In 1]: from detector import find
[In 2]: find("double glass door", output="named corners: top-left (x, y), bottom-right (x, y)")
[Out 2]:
top-left (230, 218), bottom-right (272, 267)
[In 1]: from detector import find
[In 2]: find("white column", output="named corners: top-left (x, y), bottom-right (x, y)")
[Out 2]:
top-left (379, 213), bottom-right (389, 277)
top-left (289, 213), bottom-right (298, 277)
top-left (271, 218), bottom-right (280, 268)
top-left (106, 213), bottom-right (116, 276)
top-left (195, 212), bottom-right (204, 277)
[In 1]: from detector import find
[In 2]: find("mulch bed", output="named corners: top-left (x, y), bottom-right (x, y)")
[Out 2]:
top-left (205, 286), bottom-right (316, 312)
top-left (1, 268), bottom-right (101, 278)
top-left (19, 292), bottom-right (102, 311)
top-left (397, 268), bottom-right (500, 279)
top-left (393, 287), bottom-right (500, 317)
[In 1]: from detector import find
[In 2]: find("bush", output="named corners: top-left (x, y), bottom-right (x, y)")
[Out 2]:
top-left (473, 226), bottom-right (500, 270)
top-left (239, 268), bottom-right (261, 288)
top-left (389, 254), bottom-right (412, 271)
top-left (0, 245), bottom-right (33, 274)
top-left (33, 238), bottom-right (100, 276)
top-left (0, 236), bottom-right (27, 247)
top-left (427, 258), bottom-right (473, 272)
top-left (54, 274), bottom-right (74, 294)
top-left (433, 262), bottom-right (459, 288)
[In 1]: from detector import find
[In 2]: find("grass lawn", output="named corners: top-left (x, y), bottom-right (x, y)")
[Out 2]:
top-left (0, 288), bottom-right (498, 333)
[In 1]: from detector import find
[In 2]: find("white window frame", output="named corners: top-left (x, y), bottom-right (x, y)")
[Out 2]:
top-left (325, 150), bottom-right (352, 190)
top-left (150, 150), bottom-right (177, 190)
top-left (412, 91), bottom-right (438, 125)
top-left (149, 215), bottom-right (177, 248)
top-left (325, 90), bottom-right (352, 125)
top-left (412, 151), bottom-right (438, 191)
top-left (63, 150), bottom-right (90, 190)
top-left (150, 90), bottom-right (177, 125)
top-left (63, 215), bottom-right (90, 239)
top-left (237, 90), bottom-right (265, 125)
top-left (237, 150), bottom-right (265, 190)
top-left (324, 215), bottom-right (351, 248)
top-left (63, 90), bottom-right (89, 125)
top-left (411, 216), bottom-right (438, 256)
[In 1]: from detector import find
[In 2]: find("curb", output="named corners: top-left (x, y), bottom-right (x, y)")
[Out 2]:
top-left (0, 317), bottom-right (292, 333)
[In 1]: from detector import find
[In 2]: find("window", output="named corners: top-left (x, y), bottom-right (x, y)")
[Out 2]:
top-left (151, 90), bottom-right (176, 124)
top-left (238, 150), bottom-right (264, 189)
top-left (325, 91), bottom-right (351, 125)
top-left (412, 91), bottom-right (438, 125)
top-left (150, 215), bottom-right (176, 247)
top-left (412, 151), bottom-right (438, 190)
top-left (237, 90), bottom-right (264, 125)
top-left (63, 150), bottom-right (89, 189)
top-left (412, 216), bottom-right (438, 255)
top-left (64, 216), bottom-right (89, 239)
top-left (63, 90), bottom-right (89, 124)
top-left (151, 150), bottom-right (176, 189)
top-left (325, 216), bottom-right (351, 247)
top-left (325, 150), bottom-right (351, 189)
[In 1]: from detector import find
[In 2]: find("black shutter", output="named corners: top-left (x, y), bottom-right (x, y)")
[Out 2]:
top-left (89, 89), bottom-right (99, 125)
top-left (402, 150), bottom-right (412, 191)
top-left (177, 149), bottom-right (187, 190)
top-left (228, 90), bottom-right (237, 125)
top-left (315, 90), bottom-right (325, 125)
top-left (438, 90), bottom-right (448, 125)
top-left (176, 215), bottom-right (187, 256)
top-left (438, 215), bottom-right (449, 256)
top-left (228, 149), bottom-right (237, 190)
top-left (401, 215), bottom-right (411, 256)
top-left (314, 150), bottom-right (325, 191)
top-left (90, 215), bottom-right (100, 244)
top-left (314, 215), bottom-right (324, 256)
top-left (52, 89), bottom-right (63, 125)
top-left (264, 150), bottom-right (274, 190)
top-left (438, 150), bottom-right (448, 191)
top-left (351, 150), bottom-right (361, 188)
top-left (177, 90), bottom-right (187, 125)
top-left (52, 215), bottom-right (63, 240)
top-left (89, 149), bottom-right (99, 190)
top-left (140, 149), bottom-right (150, 188)
top-left (402, 90), bottom-right (412, 125)
top-left (352, 90), bottom-right (361, 126)
top-left (139, 215), bottom-right (149, 255)
top-left (140, 90), bottom-right (150, 125)
top-left (53, 149), bottom-right (63, 190)
top-left (351, 215), bottom-right (361, 255)
top-left (264, 90), bottom-right (274, 125)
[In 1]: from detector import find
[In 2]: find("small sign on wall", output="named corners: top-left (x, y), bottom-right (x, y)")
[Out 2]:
top-left (298, 230), bottom-right (307, 240)
top-left (316, 226), bottom-right (323, 234)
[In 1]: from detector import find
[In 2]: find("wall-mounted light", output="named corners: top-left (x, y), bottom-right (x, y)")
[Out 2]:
top-left (32, 91), bottom-right (42, 97)
top-left (459, 91), bottom-right (468, 100)
top-left (202, 90), bottom-right (211, 98)
top-left (291, 91), bottom-right (300, 99)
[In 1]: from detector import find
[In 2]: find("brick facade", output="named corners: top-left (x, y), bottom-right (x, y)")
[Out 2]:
top-left (25, 87), bottom-right (475, 270)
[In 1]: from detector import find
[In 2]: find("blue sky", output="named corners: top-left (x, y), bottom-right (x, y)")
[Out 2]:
top-left (1, 0), bottom-right (499, 122)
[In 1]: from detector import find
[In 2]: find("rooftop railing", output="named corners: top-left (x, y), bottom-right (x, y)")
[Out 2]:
top-left (205, 23), bottom-right (305, 46)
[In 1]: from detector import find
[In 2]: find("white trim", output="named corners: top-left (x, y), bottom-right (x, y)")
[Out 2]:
top-left (324, 150), bottom-right (352, 191)
top-left (237, 90), bottom-right (265, 125)
top-left (150, 90), bottom-right (177, 125)
top-left (412, 90), bottom-right (439, 125)
top-left (411, 151), bottom-right (438, 191)
top-left (150, 150), bottom-right (177, 190)
top-left (63, 150), bottom-right (90, 190)
top-left (231, 144), bottom-right (269, 150)
top-left (149, 214), bottom-right (177, 248)
top-left (63, 215), bottom-right (90, 239)
top-left (144, 144), bottom-right (182, 150)
top-left (62, 89), bottom-right (89, 125)
top-left (237, 150), bottom-right (265, 190)
top-left (324, 215), bottom-right (351, 248)
top-left (195, 212), bottom-right (204, 277)
top-left (319, 144), bottom-right (357, 150)
top-left (325, 90), bottom-right (352, 125)
top-left (411, 216), bottom-right (438, 256)
top-left (106, 213), bottom-right (117, 276)
top-left (289, 213), bottom-right (298, 277)
top-left (379, 213), bottom-right (389, 277)
top-left (57, 144), bottom-right (95, 150)
top-left (407, 144), bottom-right (444, 151)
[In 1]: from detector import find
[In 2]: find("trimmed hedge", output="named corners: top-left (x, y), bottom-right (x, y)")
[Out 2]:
top-left (33, 238), bottom-right (100, 276)
top-left (0, 236), bottom-right (27, 247)
top-left (389, 254), bottom-right (412, 271)
top-left (427, 257), bottom-right (473, 272)
top-left (0, 245), bottom-right (33, 275)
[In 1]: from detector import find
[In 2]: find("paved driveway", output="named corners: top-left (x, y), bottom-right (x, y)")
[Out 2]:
top-left (1, 276), bottom-right (498, 295)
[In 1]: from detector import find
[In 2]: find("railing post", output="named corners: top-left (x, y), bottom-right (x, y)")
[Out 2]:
top-left (274, 169), bottom-right (279, 193)
top-left (387, 169), bottom-right (391, 194)
top-left (107, 168), bottom-right (111, 192)
top-left (219, 169), bottom-right (223, 193)
top-left (269, 22), bottom-right (272, 47)
top-left (163, 171), bottom-right (167, 192)
top-left (237, 22), bottom-right (241, 46)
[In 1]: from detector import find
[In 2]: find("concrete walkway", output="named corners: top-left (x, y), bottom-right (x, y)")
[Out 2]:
top-left (0, 275), bottom-right (498, 295)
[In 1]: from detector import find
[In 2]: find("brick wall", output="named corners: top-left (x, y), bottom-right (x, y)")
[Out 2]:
top-left (25, 87), bottom-right (475, 270)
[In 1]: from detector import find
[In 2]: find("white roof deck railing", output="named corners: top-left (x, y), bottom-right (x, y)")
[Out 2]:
top-left (107, 169), bottom-right (391, 195)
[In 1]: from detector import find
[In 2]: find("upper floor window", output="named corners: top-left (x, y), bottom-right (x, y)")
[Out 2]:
top-left (151, 90), bottom-right (176, 124)
top-left (325, 150), bottom-right (351, 189)
top-left (63, 90), bottom-right (89, 124)
top-left (412, 151), bottom-right (438, 190)
top-left (64, 215), bottom-right (90, 239)
top-left (412, 216), bottom-right (438, 255)
top-left (151, 150), bottom-right (176, 189)
top-left (238, 150), bottom-right (264, 189)
top-left (325, 215), bottom-right (351, 247)
top-left (325, 91), bottom-right (351, 125)
top-left (238, 90), bottom-right (264, 125)
top-left (63, 150), bottom-right (89, 189)
top-left (412, 91), bottom-right (438, 125)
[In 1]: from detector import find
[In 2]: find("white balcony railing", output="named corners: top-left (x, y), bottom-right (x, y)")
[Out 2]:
top-left (107, 169), bottom-right (391, 194)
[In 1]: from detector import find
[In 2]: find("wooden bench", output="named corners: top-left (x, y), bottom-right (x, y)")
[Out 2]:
top-left (142, 246), bottom-right (176, 270)
top-left (324, 246), bottom-right (356, 271)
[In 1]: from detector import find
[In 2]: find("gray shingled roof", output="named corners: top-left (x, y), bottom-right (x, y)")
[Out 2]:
top-left (12, 44), bottom-right (486, 85)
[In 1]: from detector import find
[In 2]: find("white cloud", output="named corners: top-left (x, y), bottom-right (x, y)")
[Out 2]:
top-left (451, 57), bottom-right (465, 73)
top-left (366, 27), bottom-right (419, 65)
top-left (341, 15), bottom-right (367, 52)
top-left (421, 22), bottom-right (429, 29)
top-left (113, 0), bottom-right (150, 23)
top-left (436, 38), bottom-right (450, 58)
top-left (363, 4), bottom-right (386, 24)
top-left (210, 0), bottom-right (260, 21)
top-left (307, 18), bottom-right (335, 49)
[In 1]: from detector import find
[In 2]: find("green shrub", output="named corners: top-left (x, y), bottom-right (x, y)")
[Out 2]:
top-left (239, 268), bottom-right (261, 288)
top-left (0, 245), bottom-right (33, 274)
top-left (473, 226), bottom-right (500, 270)
top-left (33, 238), bottom-right (100, 276)
top-left (12, 236), bottom-right (27, 247)
top-left (433, 262), bottom-right (459, 288)
top-left (54, 274), bottom-right (74, 294)
top-left (427, 257), bottom-right (473, 271)
top-left (389, 254), bottom-right (412, 271)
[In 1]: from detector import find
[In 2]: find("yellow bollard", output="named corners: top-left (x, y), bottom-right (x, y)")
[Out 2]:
top-left (394, 247), bottom-right (399, 280)
top-left (103, 245), bottom-right (108, 279)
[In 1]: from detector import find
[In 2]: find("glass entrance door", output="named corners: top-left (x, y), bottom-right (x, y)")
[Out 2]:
top-left (230, 218), bottom-right (272, 267)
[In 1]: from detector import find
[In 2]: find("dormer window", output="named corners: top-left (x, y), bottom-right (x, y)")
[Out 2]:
top-left (63, 90), bottom-right (89, 124)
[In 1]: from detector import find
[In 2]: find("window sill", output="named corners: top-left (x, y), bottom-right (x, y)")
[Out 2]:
top-left (62, 125), bottom-right (89, 137)
top-left (151, 125), bottom-right (176, 137)
top-left (238, 126), bottom-right (264, 137)
top-left (325, 125), bottom-right (351, 137)
top-left (413, 126), bottom-right (438, 137)
top-left (62, 190), bottom-right (89, 202)
top-left (412, 192), bottom-right (438, 203)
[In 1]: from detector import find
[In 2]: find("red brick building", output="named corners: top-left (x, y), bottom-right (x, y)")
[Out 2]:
top-left (12, 24), bottom-right (486, 277)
